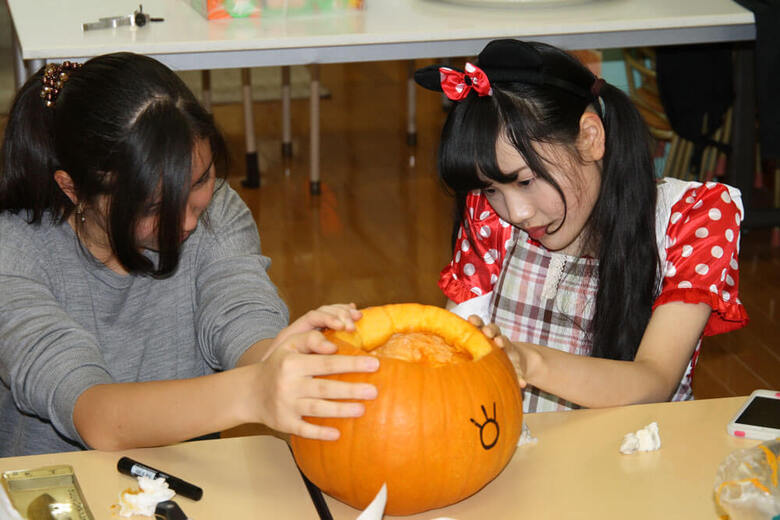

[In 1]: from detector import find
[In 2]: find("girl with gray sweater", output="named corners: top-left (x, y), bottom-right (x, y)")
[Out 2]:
top-left (0, 53), bottom-right (378, 457)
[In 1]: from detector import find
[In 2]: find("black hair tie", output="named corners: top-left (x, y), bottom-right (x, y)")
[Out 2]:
top-left (591, 78), bottom-right (606, 98)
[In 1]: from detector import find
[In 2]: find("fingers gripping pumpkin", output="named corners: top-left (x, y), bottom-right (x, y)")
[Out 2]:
top-left (290, 304), bottom-right (524, 515)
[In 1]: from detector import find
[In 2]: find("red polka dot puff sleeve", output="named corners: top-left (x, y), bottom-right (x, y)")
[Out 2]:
top-left (654, 183), bottom-right (749, 335)
top-left (439, 192), bottom-right (514, 304)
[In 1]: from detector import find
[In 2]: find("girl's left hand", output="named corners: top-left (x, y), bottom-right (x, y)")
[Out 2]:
top-left (266, 303), bottom-right (362, 360)
top-left (468, 315), bottom-right (528, 388)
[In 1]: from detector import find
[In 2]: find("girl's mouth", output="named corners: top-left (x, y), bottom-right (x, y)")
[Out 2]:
top-left (526, 226), bottom-right (547, 240)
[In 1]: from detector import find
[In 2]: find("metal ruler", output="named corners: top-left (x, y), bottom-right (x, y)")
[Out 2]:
top-left (1, 465), bottom-right (94, 520)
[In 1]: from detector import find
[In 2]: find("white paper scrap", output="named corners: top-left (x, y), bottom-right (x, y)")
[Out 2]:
top-left (356, 483), bottom-right (387, 520)
top-left (619, 421), bottom-right (661, 454)
top-left (0, 483), bottom-right (24, 520)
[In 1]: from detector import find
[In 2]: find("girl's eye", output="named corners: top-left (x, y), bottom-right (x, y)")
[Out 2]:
top-left (482, 187), bottom-right (496, 195)
top-left (518, 178), bottom-right (534, 187)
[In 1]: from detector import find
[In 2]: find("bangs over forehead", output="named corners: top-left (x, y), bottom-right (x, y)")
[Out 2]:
top-left (438, 88), bottom-right (564, 194)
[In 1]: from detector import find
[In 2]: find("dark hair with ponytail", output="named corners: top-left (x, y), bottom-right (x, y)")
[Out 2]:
top-left (419, 40), bottom-right (659, 362)
top-left (0, 52), bottom-right (228, 278)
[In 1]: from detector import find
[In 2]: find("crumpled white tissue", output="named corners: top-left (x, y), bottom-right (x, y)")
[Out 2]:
top-left (619, 421), bottom-right (661, 454)
top-left (118, 476), bottom-right (175, 517)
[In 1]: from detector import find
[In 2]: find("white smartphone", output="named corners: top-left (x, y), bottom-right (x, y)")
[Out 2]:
top-left (726, 389), bottom-right (780, 441)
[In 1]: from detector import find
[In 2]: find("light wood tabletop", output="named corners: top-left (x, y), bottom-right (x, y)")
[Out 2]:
top-left (0, 396), bottom-right (759, 519)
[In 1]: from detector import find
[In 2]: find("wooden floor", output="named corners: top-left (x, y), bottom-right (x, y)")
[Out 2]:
top-left (1, 59), bottom-right (776, 401)
top-left (217, 59), bottom-right (779, 400)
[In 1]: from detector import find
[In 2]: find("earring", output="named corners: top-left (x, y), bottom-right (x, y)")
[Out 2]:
top-left (76, 203), bottom-right (86, 223)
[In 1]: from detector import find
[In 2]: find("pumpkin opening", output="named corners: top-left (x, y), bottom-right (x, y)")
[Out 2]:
top-left (370, 332), bottom-right (473, 366)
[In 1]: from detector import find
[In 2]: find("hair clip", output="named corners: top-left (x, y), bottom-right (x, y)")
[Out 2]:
top-left (40, 61), bottom-right (82, 108)
top-left (438, 62), bottom-right (492, 101)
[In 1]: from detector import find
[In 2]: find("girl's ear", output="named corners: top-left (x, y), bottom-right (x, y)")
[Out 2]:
top-left (576, 111), bottom-right (605, 163)
top-left (53, 170), bottom-right (79, 205)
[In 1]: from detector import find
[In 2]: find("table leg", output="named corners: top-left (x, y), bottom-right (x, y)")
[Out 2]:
top-left (727, 43), bottom-right (755, 208)
top-left (407, 60), bottom-right (417, 146)
top-left (725, 41), bottom-right (780, 229)
top-left (11, 23), bottom-right (26, 90)
top-left (730, 43), bottom-right (780, 229)
top-left (282, 66), bottom-right (293, 158)
top-left (201, 70), bottom-right (212, 113)
top-left (25, 59), bottom-right (44, 80)
top-left (241, 68), bottom-right (260, 188)
top-left (309, 64), bottom-right (321, 195)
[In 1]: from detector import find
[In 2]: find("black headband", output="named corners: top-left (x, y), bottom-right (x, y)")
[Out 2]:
top-left (414, 39), bottom-right (594, 101)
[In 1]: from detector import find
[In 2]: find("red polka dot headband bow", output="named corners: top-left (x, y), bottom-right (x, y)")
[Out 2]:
top-left (439, 62), bottom-right (492, 101)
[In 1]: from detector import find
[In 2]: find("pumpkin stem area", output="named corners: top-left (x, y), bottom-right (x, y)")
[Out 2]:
top-left (369, 332), bottom-right (473, 366)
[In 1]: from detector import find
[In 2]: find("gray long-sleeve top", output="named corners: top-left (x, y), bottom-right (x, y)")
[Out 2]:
top-left (0, 184), bottom-right (289, 457)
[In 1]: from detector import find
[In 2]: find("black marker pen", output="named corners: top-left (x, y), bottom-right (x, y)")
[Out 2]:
top-left (117, 457), bottom-right (203, 501)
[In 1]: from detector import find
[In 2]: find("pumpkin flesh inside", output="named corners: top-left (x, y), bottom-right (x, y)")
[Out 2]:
top-left (370, 332), bottom-right (472, 366)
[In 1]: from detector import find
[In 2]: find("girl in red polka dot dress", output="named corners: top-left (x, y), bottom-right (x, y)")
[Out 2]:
top-left (415, 40), bottom-right (748, 413)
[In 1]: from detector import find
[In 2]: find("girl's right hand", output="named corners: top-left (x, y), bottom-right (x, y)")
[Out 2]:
top-left (249, 329), bottom-right (379, 441)
top-left (468, 315), bottom-right (528, 388)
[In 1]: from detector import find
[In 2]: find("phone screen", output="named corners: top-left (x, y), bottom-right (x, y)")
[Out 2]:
top-left (735, 397), bottom-right (780, 429)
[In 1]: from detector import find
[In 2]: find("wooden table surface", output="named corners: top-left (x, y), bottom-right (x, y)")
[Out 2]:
top-left (0, 396), bottom-right (758, 519)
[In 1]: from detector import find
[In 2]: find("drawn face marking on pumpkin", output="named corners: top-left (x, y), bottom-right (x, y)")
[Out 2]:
top-left (470, 402), bottom-right (500, 450)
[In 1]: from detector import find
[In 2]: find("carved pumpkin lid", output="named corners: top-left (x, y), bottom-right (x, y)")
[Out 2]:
top-left (328, 304), bottom-right (494, 362)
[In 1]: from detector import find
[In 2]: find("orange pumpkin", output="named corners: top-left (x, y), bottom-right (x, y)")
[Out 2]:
top-left (290, 303), bottom-right (523, 516)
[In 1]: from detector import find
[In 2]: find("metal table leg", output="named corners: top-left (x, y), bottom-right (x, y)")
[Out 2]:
top-left (407, 60), bottom-right (417, 146)
top-left (309, 64), bottom-right (320, 195)
top-left (241, 68), bottom-right (260, 188)
top-left (282, 65), bottom-right (293, 158)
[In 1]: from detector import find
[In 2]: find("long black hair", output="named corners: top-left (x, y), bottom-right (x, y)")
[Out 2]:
top-left (421, 40), bottom-right (659, 361)
top-left (0, 52), bottom-right (228, 277)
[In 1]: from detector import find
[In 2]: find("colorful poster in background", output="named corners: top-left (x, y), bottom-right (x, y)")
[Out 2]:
top-left (190, 0), bottom-right (363, 19)
top-left (190, 0), bottom-right (261, 19)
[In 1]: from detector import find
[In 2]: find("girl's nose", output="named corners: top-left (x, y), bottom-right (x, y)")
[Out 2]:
top-left (507, 197), bottom-right (535, 225)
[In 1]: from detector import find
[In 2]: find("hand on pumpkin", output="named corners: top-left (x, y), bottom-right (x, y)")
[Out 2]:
top-left (467, 315), bottom-right (528, 388)
top-left (269, 303), bottom-right (362, 354)
top-left (253, 329), bottom-right (379, 441)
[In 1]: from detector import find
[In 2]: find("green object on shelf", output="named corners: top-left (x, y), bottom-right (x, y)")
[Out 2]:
top-left (225, 0), bottom-right (260, 17)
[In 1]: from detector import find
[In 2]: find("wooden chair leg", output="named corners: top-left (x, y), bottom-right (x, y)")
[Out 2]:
top-left (662, 138), bottom-right (678, 178)
top-left (680, 140), bottom-right (695, 181)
